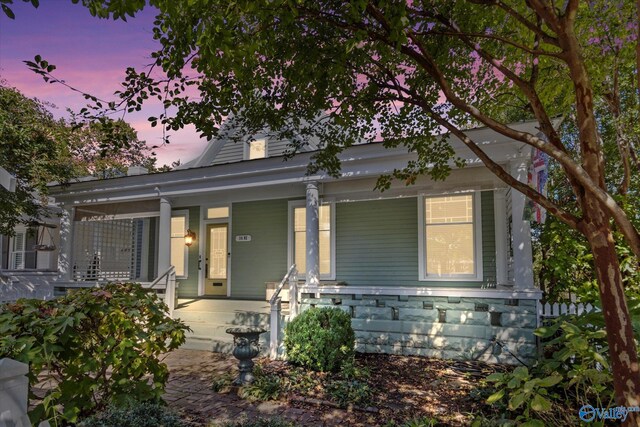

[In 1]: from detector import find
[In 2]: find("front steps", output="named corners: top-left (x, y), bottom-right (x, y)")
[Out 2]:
top-left (173, 299), bottom-right (280, 355)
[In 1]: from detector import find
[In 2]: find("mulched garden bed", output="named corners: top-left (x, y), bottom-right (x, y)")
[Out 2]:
top-left (215, 353), bottom-right (508, 426)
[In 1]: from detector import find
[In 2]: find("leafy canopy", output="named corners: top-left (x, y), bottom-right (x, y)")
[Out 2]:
top-left (25, 1), bottom-right (640, 239)
top-left (0, 83), bottom-right (156, 234)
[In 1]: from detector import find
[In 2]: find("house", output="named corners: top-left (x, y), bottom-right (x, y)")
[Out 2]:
top-left (2, 121), bottom-right (543, 364)
top-left (0, 166), bottom-right (60, 302)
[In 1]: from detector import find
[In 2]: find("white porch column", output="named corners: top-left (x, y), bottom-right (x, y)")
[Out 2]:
top-left (493, 189), bottom-right (508, 285)
top-left (305, 182), bottom-right (320, 286)
top-left (157, 197), bottom-right (172, 274)
top-left (57, 206), bottom-right (75, 281)
top-left (509, 160), bottom-right (534, 289)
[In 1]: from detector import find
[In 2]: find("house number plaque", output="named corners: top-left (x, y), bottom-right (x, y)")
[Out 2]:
top-left (235, 235), bottom-right (252, 242)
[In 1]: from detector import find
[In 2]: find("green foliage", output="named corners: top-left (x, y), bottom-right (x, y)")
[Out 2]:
top-left (485, 367), bottom-right (561, 424)
top-left (211, 372), bottom-right (235, 393)
top-left (482, 312), bottom-right (619, 425)
top-left (66, 118), bottom-right (155, 179)
top-left (534, 161), bottom-right (640, 304)
top-left (284, 366), bottom-right (317, 395)
top-left (214, 356), bottom-right (375, 410)
top-left (238, 364), bottom-right (284, 402)
top-left (384, 417), bottom-right (438, 427)
top-left (325, 357), bottom-right (373, 408)
top-left (78, 402), bottom-right (185, 427)
top-left (0, 83), bottom-right (156, 235)
top-left (326, 375), bottom-right (373, 408)
top-left (0, 83), bottom-right (75, 234)
top-left (0, 282), bottom-right (189, 425)
top-left (284, 307), bottom-right (355, 372)
top-left (219, 417), bottom-right (295, 427)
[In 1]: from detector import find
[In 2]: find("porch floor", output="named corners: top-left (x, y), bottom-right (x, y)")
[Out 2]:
top-left (176, 298), bottom-right (273, 313)
top-left (173, 298), bottom-right (287, 354)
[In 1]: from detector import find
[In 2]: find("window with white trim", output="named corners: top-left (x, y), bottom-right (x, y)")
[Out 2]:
top-left (170, 212), bottom-right (188, 277)
top-left (9, 228), bottom-right (37, 270)
top-left (10, 230), bottom-right (26, 270)
top-left (246, 139), bottom-right (267, 160)
top-left (289, 201), bottom-right (334, 279)
top-left (419, 193), bottom-right (482, 280)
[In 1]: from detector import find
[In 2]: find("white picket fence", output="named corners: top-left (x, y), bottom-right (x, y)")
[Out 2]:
top-left (539, 301), bottom-right (597, 318)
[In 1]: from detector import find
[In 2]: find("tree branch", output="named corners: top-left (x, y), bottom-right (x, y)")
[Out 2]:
top-left (362, 65), bottom-right (581, 229)
top-left (416, 29), bottom-right (562, 58)
top-left (356, 2), bottom-right (640, 257)
top-left (464, 0), bottom-right (560, 46)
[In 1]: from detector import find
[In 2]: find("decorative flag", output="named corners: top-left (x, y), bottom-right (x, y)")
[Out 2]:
top-left (525, 147), bottom-right (549, 223)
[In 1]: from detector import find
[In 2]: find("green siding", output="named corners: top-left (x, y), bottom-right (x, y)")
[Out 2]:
top-left (335, 192), bottom-right (496, 287)
top-left (230, 199), bottom-right (289, 299)
top-left (480, 191), bottom-right (496, 285)
top-left (176, 206), bottom-right (201, 298)
top-left (173, 191), bottom-right (497, 296)
top-left (336, 198), bottom-right (419, 286)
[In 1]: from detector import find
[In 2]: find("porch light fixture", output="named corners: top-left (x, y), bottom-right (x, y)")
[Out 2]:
top-left (184, 229), bottom-right (196, 247)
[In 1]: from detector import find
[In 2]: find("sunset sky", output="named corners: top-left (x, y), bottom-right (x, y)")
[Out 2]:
top-left (0, 1), bottom-right (206, 167)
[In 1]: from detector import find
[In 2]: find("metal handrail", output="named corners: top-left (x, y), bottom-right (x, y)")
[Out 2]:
top-left (269, 264), bottom-right (297, 306)
top-left (146, 265), bottom-right (177, 316)
top-left (148, 265), bottom-right (176, 289)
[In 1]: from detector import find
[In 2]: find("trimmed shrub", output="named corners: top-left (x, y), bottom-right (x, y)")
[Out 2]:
top-left (0, 282), bottom-right (189, 425)
top-left (284, 307), bottom-right (355, 372)
top-left (78, 402), bottom-right (185, 427)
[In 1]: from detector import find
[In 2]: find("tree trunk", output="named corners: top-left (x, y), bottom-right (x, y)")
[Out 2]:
top-left (584, 208), bottom-right (640, 424)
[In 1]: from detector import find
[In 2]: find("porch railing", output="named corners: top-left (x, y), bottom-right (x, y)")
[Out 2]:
top-left (148, 265), bottom-right (177, 317)
top-left (52, 266), bottom-right (177, 317)
top-left (269, 264), bottom-right (297, 359)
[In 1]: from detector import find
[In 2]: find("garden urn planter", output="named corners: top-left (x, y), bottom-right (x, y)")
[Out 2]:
top-left (225, 327), bottom-right (266, 385)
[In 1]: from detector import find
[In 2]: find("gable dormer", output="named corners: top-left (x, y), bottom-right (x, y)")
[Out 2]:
top-left (178, 118), bottom-right (320, 170)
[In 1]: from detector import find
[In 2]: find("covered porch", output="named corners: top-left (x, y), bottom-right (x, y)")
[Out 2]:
top-left (47, 128), bottom-right (542, 363)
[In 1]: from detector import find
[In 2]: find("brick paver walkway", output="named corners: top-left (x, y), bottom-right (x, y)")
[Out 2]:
top-left (163, 349), bottom-right (355, 426)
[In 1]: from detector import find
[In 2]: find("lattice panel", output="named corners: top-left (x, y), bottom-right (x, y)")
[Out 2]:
top-left (72, 219), bottom-right (138, 281)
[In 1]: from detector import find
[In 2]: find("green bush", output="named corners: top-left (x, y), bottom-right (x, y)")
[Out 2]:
top-left (480, 310), bottom-right (625, 426)
top-left (78, 402), bottom-right (185, 427)
top-left (0, 283), bottom-right (190, 425)
top-left (284, 307), bottom-right (355, 372)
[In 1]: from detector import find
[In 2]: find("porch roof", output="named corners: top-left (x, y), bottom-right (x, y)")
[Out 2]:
top-left (48, 121), bottom-right (539, 205)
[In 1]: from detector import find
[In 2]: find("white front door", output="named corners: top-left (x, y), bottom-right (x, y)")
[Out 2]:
top-left (204, 223), bottom-right (229, 296)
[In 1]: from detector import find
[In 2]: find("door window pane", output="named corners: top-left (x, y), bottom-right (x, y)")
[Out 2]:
top-left (209, 226), bottom-right (227, 278)
top-left (207, 207), bottom-right (229, 219)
